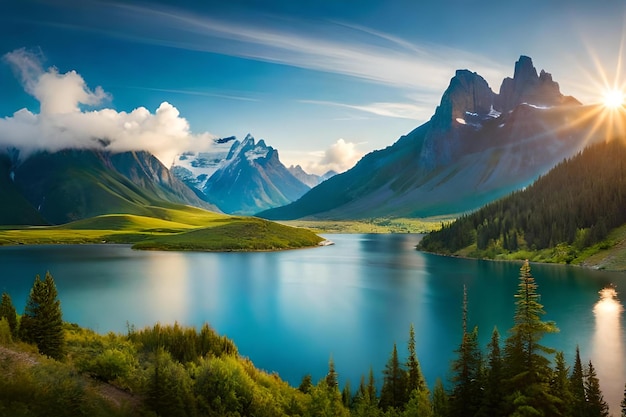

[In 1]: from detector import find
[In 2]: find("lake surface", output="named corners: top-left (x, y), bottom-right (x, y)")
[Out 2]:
top-left (0, 234), bottom-right (625, 410)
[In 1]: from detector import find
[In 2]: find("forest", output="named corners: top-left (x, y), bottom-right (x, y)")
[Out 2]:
top-left (0, 266), bottom-right (624, 417)
top-left (419, 139), bottom-right (626, 262)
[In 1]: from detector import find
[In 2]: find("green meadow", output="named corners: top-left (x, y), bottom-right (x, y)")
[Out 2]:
top-left (0, 206), bottom-right (324, 251)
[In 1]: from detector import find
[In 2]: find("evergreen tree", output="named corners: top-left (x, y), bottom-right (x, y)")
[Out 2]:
top-left (352, 368), bottom-right (381, 417)
top-left (20, 272), bottom-right (64, 359)
top-left (550, 351), bottom-right (573, 417)
top-left (449, 286), bottom-right (483, 417)
top-left (432, 378), bottom-right (449, 417)
top-left (0, 292), bottom-right (18, 338)
top-left (325, 356), bottom-right (339, 392)
top-left (299, 373), bottom-right (313, 394)
top-left (570, 346), bottom-right (587, 417)
top-left (585, 360), bottom-right (609, 417)
top-left (477, 327), bottom-right (505, 417)
top-left (407, 323), bottom-right (426, 394)
top-left (380, 343), bottom-right (408, 411)
top-left (342, 380), bottom-right (352, 409)
top-left (503, 260), bottom-right (558, 415)
top-left (367, 366), bottom-right (378, 406)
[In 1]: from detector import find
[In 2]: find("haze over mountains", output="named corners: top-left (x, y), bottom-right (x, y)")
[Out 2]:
top-left (0, 55), bottom-right (618, 225)
top-left (258, 56), bottom-right (606, 220)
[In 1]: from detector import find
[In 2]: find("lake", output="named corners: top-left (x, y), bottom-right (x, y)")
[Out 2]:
top-left (0, 234), bottom-right (625, 411)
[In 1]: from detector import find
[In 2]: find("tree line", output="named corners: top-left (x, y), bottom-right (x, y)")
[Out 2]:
top-left (419, 139), bottom-right (626, 259)
top-left (1, 265), bottom-right (625, 416)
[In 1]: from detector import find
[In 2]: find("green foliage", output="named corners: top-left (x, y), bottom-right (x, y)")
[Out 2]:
top-left (0, 292), bottom-right (18, 338)
top-left (0, 318), bottom-right (13, 344)
top-left (584, 361), bottom-right (609, 417)
top-left (503, 261), bottom-right (558, 415)
top-left (0, 356), bottom-right (133, 417)
top-left (380, 343), bottom-right (408, 411)
top-left (550, 351), bottom-right (573, 417)
top-left (20, 272), bottom-right (65, 360)
top-left (431, 378), bottom-right (449, 417)
top-left (127, 322), bottom-right (237, 361)
top-left (419, 140), bottom-right (626, 265)
top-left (147, 349), bottom-right (197, 417)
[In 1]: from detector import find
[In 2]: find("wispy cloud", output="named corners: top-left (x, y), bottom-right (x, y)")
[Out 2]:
top-left (301, 99), bottom-right (430, 120)
top-left (129, 86), bottom-right (260, 102)
top-left (38, 1), bottom-right (509, 97)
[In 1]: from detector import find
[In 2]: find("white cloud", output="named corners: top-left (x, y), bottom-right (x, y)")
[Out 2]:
top-left (301, 99), bottom-right (430, 120)
top-left (1, 49), bottom-right (216, 166)
top-left (301, 139), bottom-right (364, 175)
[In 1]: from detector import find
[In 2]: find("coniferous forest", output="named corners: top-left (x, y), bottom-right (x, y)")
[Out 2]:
top-left (419, 139), bottom-right (626, 262)
top-left (0, 266), bottom-right (622, 417)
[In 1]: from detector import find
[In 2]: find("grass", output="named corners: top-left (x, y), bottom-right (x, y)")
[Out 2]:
top-left (281, 217), bottom-right (449, 234)
top-left (0, 207), bottom-right (324, 251)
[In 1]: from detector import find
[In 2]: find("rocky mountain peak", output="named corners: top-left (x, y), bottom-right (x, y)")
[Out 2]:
top-left (495, 55), bottom-right (571, 113)
top-left (430, 69), bottom-right (495, 130)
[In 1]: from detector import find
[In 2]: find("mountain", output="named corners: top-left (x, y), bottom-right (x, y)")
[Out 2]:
top-left (287, 165), bottom-right (336, 188)
top-left (201, 135), bottom-right (311, 214)
top-left (418, 138), bottom-right (626, 266)
top-left (0, 148), bottom-right (218, 225)
top-left (258, 56), bottom-right (600, 221)
top-left (172, 134), bottom-right (312, 215)
top-left (171, 135), bottom-right (237, 192)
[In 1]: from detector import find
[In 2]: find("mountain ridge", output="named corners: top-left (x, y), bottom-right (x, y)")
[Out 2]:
top-left (258, 56), bottom-right (596, 221)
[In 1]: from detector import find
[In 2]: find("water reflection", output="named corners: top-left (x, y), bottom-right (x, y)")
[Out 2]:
top-left (592, 286), bottom-right (624, 414)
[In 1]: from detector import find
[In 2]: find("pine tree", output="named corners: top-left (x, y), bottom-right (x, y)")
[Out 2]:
top-left (325, 356), bottom-right (339, 392)
top-left (477, 327), bottom-right (505, 417)
top-left (20, 272), bottom-right (64, 359)
top-left (341, 380), bottom-right (352, 409)
top-left (0, 292), bottom-right (18, 338)
top-left (570, 346), bottom-right (587, 417)
top-left (432, 378), bottom-right (449, 417)
top-left (299, 373), bottom-right (313, 394)
top-left (449, 286), bottom-right (483, 417)
top-left (550, 351), bottom-right (573, 417)
top-left (407, 323), bottom-right (426, 394)
top-left (620, 382), bottom-right (626, 417)
top-left (503, 260), bottom-right (558, 415)
top-left (585, 360), bottom-right (609, 417)
top-left (380, 343), bottom-right (408, 411)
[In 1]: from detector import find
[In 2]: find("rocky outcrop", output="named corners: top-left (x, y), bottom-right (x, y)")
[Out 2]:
top-left (495, 55), bottom-right (579, 113)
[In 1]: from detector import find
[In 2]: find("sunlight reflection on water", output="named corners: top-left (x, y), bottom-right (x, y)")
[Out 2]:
top-left (592, 286), bottom-right (624, 414)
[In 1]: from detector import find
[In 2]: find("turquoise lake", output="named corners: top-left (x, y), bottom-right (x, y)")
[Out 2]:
top-left (0, 234), bottom-right (624, 410)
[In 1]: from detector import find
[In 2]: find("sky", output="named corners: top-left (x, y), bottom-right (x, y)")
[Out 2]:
top-left (1, 0), bottom-right (626, 174)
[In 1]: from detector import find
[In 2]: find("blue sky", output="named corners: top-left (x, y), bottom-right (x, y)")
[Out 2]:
top-left (1, 0), bottom-right (625, 173)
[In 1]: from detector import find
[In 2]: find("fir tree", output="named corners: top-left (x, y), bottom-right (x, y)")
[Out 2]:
top-left (0, 292), bottom-right (18, 338)
top-left (585, 360), bottom-right (609, 417)
top-left (325, 356), bottom-right (339, 392)
top-left (503, 260), bottom-right (558, 415)
top-left (432, 378), bottom-right (449, 417)
top-left (299, 373), bottom-right (313, 394)
top-left (449, 286), bottom-right (483, 417)
top-left (20, 272), bottom-right (64, 359)
top-left (570, 346), bottom-right (587, 417)
top-left (380, 343), bottom-right (408, 411)
top-left (341, 380), bottom-right (352, 409)
top-left (407, 323), bottom-right (426, 394)
top-left (550, 351), bottom-right (573, 417)
top-left (477, 327), bottom-right (505, 417)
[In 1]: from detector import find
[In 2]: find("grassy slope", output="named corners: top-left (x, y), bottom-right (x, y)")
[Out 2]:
top-left (0, 206), bottom-right (323, 251)
top-left (282, 217), bottom-right (449, 234)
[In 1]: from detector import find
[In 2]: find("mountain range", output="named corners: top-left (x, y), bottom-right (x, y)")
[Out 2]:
top-left (0, 149), bottom-right (217, 225)
top-left (1, 55), bottom-right (617, 226)
top-left (171, 134), bottom-right (334, 215)
top-left (258, 56), bottom-right (607, 220)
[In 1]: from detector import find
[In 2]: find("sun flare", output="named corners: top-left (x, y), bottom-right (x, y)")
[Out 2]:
top-left (603, 89), bottom-right (625, 109)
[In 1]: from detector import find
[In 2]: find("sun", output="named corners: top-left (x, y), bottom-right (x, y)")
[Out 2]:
top-left (602, 89), bottom-right (625, 109)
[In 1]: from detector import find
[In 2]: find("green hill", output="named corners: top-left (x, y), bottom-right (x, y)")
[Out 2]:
top-left (0, 207), bottom-right (324, 251)
top-left (418, 139), bottom-right (626, 269)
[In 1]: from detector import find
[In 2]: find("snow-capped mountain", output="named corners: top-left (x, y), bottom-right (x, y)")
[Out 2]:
top-left (172, 134), bottom-right (312, 215)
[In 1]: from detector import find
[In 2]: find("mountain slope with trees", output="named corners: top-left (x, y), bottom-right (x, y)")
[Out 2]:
top-left (419, 139), bottom-right (626, 267)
